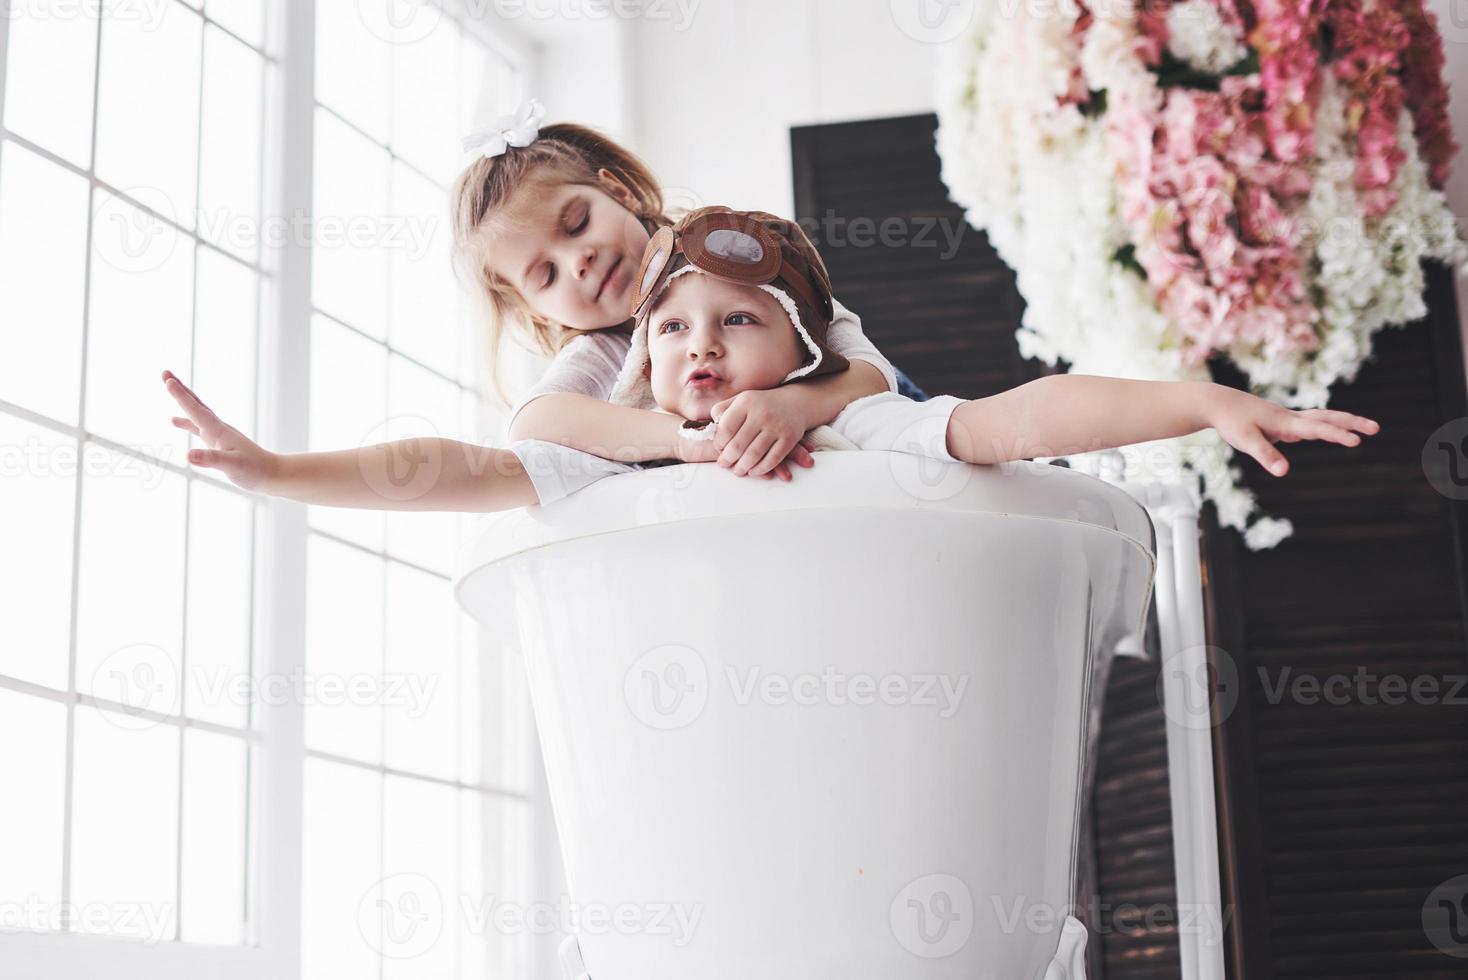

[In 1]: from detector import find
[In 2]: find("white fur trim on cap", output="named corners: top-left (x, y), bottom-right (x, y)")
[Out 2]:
top-left (606, 266), bottom-right (828, 411)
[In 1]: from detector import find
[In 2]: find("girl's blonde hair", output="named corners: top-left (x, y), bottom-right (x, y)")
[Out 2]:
top-left (450, 123), bottom-right (671, 405)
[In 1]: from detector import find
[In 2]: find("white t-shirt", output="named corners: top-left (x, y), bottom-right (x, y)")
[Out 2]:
top-left (506, 299), bottom-right (898, 431)
top-left (511, 392), bottom-right (964, 506)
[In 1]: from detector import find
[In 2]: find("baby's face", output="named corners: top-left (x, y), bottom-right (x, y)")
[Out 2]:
top-left (646, 273), bottom-right (806, 421)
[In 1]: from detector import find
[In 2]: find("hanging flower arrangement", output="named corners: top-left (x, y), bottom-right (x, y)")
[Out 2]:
top-left (936, 0), bottom-right (1467, 549)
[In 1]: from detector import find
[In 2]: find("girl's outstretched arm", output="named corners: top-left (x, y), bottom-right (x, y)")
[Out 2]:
top-left (162, 371), bottom-right (539, 511)
top-left (947, 375), bottom-right (1380, 476)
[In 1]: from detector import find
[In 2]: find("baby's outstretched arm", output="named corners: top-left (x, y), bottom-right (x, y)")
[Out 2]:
top-left (162, 371), bottom-right (539, 511)
top-left (947, 375), bottom-right (1379, 475)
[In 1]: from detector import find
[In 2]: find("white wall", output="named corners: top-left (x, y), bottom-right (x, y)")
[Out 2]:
top-left (628, 0), bottom-right (939, 217)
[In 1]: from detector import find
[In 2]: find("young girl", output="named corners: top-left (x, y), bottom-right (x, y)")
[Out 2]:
top-left (161, 102), bottom-right (908, 507)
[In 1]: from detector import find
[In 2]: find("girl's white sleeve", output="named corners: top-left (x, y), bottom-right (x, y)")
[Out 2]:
top-left (826, 299), bottom-right (898, 394)
top-left (507, 331), bottom-right (633, 431)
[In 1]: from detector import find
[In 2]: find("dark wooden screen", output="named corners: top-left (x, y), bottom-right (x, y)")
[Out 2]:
top-left (791, 113), bottom-right (1184, 979)
top-left (1204, 261), bottom-right (1468, 979)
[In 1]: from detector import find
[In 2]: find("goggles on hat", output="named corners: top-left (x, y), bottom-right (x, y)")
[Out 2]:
top-left (630, 210), bottom-right (831, 324)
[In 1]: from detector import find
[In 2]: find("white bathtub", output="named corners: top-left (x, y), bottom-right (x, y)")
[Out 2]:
top-left (455, 452), bottom-right (1156, 980)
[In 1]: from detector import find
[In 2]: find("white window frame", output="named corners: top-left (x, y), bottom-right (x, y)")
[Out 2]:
top-left (0, 3), bottom-right (554, 978)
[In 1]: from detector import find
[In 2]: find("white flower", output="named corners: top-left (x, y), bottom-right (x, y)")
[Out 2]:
top-left (1165, 0), bottom-right (1248, 75)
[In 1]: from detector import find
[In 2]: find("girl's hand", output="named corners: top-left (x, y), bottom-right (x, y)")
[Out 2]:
top-left (709, 388), bottom-right (816, 478)
top-left (161, 369), bottom-right (279, 492)
top-left (1208, 387), bottom-right (1380, 477)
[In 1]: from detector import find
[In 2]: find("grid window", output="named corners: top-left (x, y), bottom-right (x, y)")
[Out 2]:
top-left (0, 1), bottom-right (538, 976)
top-left (0, 0), bottom-right (268, 955)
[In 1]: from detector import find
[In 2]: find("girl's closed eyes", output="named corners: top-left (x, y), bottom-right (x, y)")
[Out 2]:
top-left (532, 199), bottom-right (593, 290)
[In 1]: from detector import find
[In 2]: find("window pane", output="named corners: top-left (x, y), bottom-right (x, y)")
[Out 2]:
top-left (381, 775), bottom-right (458, 976)
top-left (198, 26), bottom-right (264, 263)
top-left (180, 728), bottom-right (248, 944)
top-left (390, 14), bottom-right (459, 186)
top-left (70, 708), bottom-right (180, 942)
top-left (313, 110), bottom-right (391, 340)
top-left (86, 188), bottom-right (195, 460)
top-left (185, 479), bottom-right (254, 729)
top-left (0, 415), bottom-right (76, 691)
top-left (206, 0), bottom-right (266, 49)
top-left (301, 758), bottom-right (382, 980)
top-left (0, 142), bottom-right (89, 424)
top-left (0, 691), bottom-right (67, 923)
top-left (94, 4), bottom-right (202, 232)
top-left (383, 562), bottom-right (456, 780)
top-left (194, 247), bottom-right (260, 442)
top-left (388, 164), bottom-right (458, 379)
top-left (74, 447), bottom-right (186, 711)
top-left (384, 353), bottom-right (461, 574)
top-left (308, 315), bottom-right (387, 550)
top-left (2, 2), bottom-right (98, 168)
top-left (305, 535), bottom-right (384, 764)
top-left (315, 0), bottom-right (390, 144)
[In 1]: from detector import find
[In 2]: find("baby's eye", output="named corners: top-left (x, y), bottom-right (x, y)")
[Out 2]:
top-left (541, 263), bottom-right (556, 289)
top-left (657, 319), bottom-right (687, 335)
top-left (567, 206), bottom-right (589, 236)
top-left (726, 313), bottom-right (756, 326)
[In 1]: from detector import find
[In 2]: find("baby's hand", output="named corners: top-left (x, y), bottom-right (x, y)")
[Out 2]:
top-left (678, 422), bottom-right (814, 482)
top-left (709, 388), bottom-right (814, 478)
top-left (1207, 386), bottom-right (1379, 477)
top-left (162, 370), bottom-right (279, 492)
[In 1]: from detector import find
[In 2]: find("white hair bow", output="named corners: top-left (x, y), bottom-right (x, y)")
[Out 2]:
top-left (462, 99), bottom-right (546, 159)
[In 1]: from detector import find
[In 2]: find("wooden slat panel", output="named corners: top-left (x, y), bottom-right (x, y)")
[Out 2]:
top-left (1205, 262), bottom-right (1468, 977)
